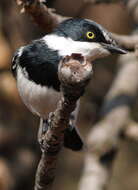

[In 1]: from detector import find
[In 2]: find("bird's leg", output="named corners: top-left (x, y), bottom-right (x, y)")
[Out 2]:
top-left (37, 101), bottom-right (84, 152)
top-left (37, 118), bottom-right (49, 152)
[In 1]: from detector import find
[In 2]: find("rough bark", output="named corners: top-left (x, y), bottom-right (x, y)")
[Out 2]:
top-left (34, 54), bottom-right (93, 190)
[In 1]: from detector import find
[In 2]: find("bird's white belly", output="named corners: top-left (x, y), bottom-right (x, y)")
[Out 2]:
top-left (17, 67), bottom-right (61, 118)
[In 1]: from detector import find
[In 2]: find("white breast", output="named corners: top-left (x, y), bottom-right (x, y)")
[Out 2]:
top-left (17, 66), bottom-right (61, 119)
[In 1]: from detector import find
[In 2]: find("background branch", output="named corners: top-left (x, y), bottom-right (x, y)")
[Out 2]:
top-left (125, 121), bottom-right (138, 140)
top-left (79, 46), bottom-right (138, 190)
top-left (126, 0), bottom-right (138, 23)
top-left (15, 0), bottom-right (68, 32)
top-left (111, 33), bottom-right (138, 51)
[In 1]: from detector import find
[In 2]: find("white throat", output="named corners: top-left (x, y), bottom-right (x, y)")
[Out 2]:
top-left (43, 34), bottom-right (101, 58)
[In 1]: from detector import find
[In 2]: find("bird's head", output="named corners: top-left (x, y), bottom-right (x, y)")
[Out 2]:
top-left (48, 18), bottom-right (127, 61)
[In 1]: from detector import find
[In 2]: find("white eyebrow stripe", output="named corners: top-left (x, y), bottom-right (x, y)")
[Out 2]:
top-left (43, 34), bottom-right (101, 57)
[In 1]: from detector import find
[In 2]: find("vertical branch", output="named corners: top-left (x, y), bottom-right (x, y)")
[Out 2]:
top-left (34, 54), bottom-right (93, 190)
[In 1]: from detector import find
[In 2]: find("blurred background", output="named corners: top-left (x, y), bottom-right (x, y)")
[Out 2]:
top-left (0, 0), bottom-right (138, 190)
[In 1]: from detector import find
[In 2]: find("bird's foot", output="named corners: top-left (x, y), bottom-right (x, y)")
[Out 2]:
top-left (38, 118), bottom-right (48, 152)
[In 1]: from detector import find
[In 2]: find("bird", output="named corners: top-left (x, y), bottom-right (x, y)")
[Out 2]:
top-left (11, 18), bottom-right (127, 151)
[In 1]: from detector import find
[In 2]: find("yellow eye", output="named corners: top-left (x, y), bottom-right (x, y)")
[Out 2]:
top-left (86, 31), bottom-right (95, 39)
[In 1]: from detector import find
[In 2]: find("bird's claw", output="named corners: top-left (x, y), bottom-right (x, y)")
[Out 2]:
top-left (38, 119), bottom-right (48, 152)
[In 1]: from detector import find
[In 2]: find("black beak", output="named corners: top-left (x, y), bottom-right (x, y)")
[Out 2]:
top-left (102, 43), bottom-right (127, 54)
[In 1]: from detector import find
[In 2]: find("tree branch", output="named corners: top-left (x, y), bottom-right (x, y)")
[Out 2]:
top-left (126, 0), bottom-right (138, 23)
top-left (79, 47), bottom-right (138, 190)
top-left (111, 33), bottom-right (138, 51)
top-left (34, 54), bottom-right (92, 190)
top-left (125, 120), bottom-right (138, 140)
top-left (15, 0), bottom-right (68, 32)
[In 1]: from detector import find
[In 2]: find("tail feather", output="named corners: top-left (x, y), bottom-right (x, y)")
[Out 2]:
top-left (64, 126), bottom-right (83, 151)
top-left (39, 119), bottom-right (83, 151)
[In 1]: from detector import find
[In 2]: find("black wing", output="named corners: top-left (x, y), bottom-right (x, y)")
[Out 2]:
top-left (12, 40), bottom-right (61, 91)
